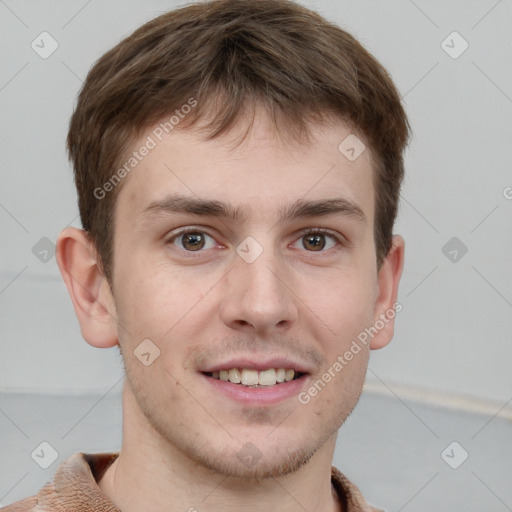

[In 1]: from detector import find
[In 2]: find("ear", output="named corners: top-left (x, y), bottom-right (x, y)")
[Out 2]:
top-left (56, 227), bottom-right (118, 348)
top-left (369, 235), bottom-right (405, 350)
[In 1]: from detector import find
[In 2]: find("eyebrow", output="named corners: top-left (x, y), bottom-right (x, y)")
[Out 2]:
top-left (141, 193), bottom-right (366, 224)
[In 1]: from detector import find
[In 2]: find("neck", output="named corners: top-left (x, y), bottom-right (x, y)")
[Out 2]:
top-left (98, 382), bottom-right (342, 512)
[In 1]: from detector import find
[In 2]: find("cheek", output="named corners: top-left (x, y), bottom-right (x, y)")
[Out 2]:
top-left (116, 281), bottom-right (170, 341)
top-left (114, 263), bottom-right (218, 382)
top-left (312, 268), bottom-right (376, 337)
top-left (114, 256), bottom-right (198, 339)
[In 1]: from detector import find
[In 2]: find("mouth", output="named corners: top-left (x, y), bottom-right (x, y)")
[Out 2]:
top-left (198, 358), bottom-right (313, 404)
top-left (201, 368), bottom-right (309, 405)
top-left (202, 368), bottom-right (306, 388)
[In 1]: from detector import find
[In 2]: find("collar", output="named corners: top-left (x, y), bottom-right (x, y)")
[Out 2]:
top-left (26, 452), bottom-right (382, 512)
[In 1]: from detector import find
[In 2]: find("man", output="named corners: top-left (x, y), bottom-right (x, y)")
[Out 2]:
top-left (3, 0), bottom-right (409, 510)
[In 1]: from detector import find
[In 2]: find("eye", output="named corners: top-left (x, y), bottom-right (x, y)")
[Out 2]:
top-left (292, 229), bottom-right (340, 252)
top-left (168, 229), bottom-right (218, 252)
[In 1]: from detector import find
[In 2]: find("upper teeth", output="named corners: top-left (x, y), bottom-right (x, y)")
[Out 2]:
top-left (211, 368), bottom-right (296, 386)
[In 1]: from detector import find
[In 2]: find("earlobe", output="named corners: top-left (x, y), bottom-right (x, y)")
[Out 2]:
top-left (369, 235), bottom-right (405, 350)
top-left (56, 227), bottom-right (119, 348)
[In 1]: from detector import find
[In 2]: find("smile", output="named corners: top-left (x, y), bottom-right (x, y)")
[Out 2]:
top-left (205, 368), bottom-right (303, 387)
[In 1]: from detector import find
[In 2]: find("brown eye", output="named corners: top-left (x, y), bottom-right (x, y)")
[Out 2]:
top-left (292, 230), bottom-right (340, 252)
top-left (302, 233), bottom-right (326, 251)
top-left (181, 232), bottom-right (206, 251)
top-left (168, 229), bottom-right (218, 253)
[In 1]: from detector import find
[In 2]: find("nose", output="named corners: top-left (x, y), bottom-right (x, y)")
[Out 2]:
top-left (220, 251), bottom-right (299, 335)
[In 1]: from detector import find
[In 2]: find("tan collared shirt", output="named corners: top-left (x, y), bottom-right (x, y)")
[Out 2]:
top-left (1, 453), bottom-right (383, 511)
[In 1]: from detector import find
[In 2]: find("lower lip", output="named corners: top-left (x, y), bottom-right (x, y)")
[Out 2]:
top-left (201, 373), bottom-right (310, 405)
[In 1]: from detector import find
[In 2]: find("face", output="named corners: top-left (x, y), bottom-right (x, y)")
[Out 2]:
top-left (110, 110), bottom-right (381, 479)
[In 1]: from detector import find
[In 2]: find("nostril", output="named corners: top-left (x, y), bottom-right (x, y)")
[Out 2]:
top-left (234, 319), bottom-right (252, 328)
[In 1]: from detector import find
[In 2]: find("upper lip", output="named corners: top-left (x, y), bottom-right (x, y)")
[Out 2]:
top-left (199, 357), bottom-right (313, 374)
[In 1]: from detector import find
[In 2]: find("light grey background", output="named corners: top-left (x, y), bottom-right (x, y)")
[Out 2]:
top-left (0, 0), bottom-right (511, 510)
top-left (1, 0), bottom-right (510, 402)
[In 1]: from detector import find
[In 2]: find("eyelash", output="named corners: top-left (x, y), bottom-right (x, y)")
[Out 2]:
top-left (166, 227), bottom-right (218, 253)
top-left (166, 226), bottom-right (345, 254)
top-left (295, 228), bottom-right (345, 250)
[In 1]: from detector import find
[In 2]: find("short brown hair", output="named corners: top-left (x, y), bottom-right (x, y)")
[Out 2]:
top-left (67, 0), bottom-right (410, 284)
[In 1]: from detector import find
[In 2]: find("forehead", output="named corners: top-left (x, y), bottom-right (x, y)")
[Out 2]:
top-left (115, 112), bottom-right (375, 224)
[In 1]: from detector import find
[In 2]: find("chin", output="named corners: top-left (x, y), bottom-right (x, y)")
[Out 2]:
top-left (189, 441), bottom-right (317, 481)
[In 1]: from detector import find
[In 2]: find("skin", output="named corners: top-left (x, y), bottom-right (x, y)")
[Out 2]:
top-left (57, 107), bottom-right (404, 512)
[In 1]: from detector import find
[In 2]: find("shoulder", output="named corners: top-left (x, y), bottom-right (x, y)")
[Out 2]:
top-left (0, 483), bottom-right (54, 511)
top-left (0, 452), bottom-right (119, 512)
top-left (331, 466), bottom-right (386, 512)
top-left (0, 497), bottom-right (36, 511)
